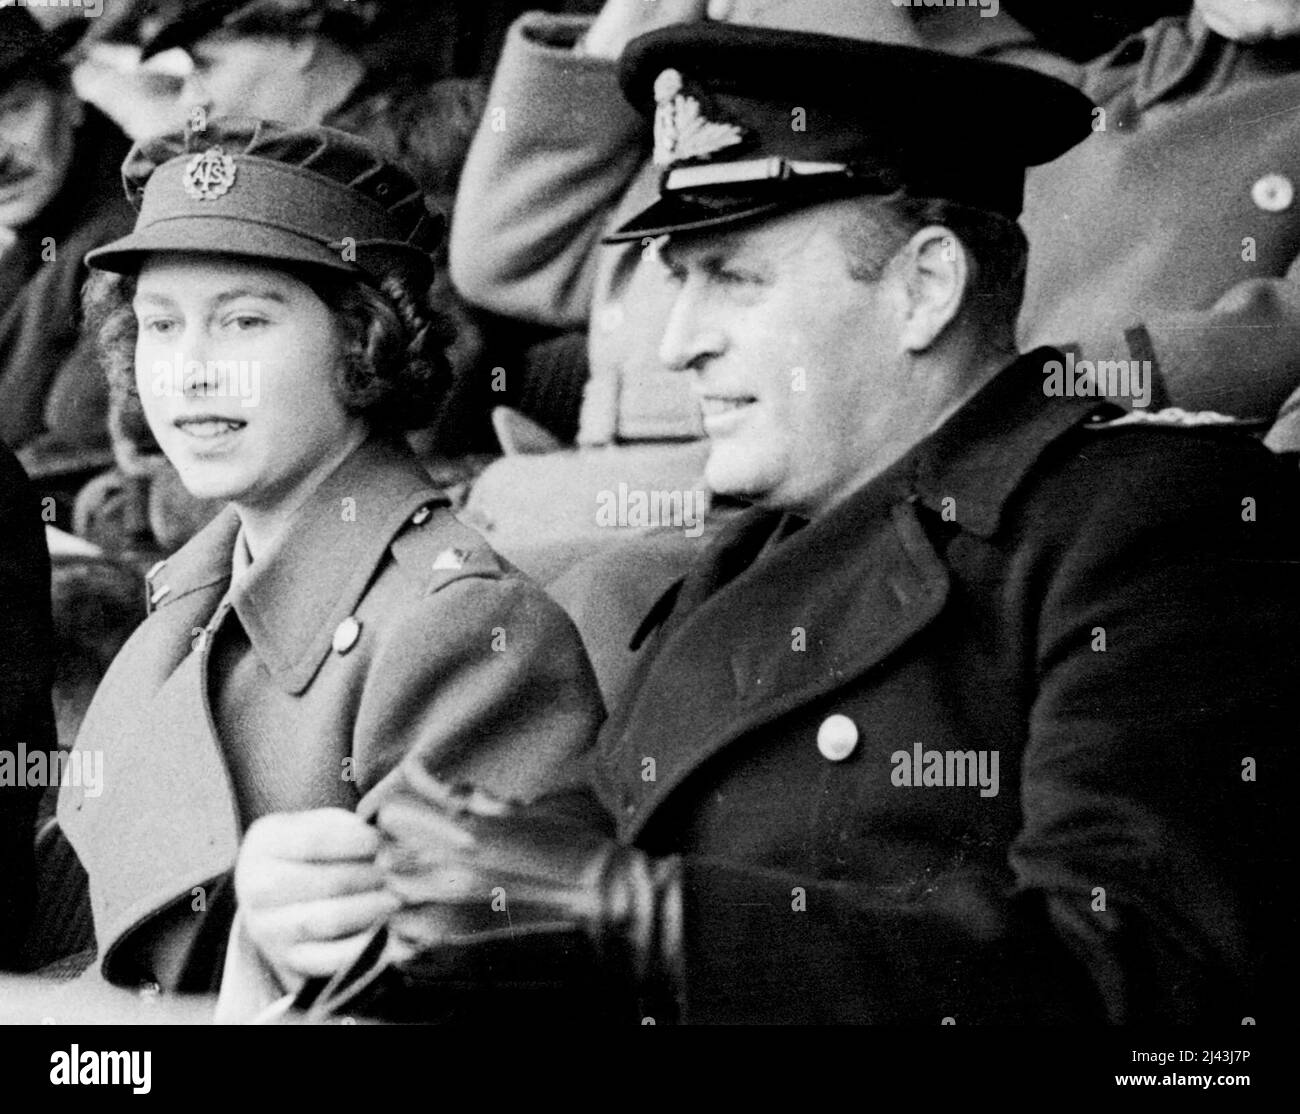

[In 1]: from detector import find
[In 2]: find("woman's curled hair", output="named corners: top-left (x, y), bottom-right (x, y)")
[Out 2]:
top-left (82, 262), bottom-right (460, 442)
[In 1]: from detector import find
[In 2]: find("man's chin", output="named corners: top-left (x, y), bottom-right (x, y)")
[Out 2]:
top-left (0, 197), bottom-right (43, 230)
top-left (703, 454), bottom-right (776, 508)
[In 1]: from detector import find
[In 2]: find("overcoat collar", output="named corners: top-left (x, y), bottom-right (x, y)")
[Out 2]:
top-left (149, 437), bottom-right (446, 695)
top-left (601, 348), bottom-right (1115, 835)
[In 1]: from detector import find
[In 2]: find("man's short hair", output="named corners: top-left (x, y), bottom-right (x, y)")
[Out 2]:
top-left (840, 195), bottom-right (1029, 345)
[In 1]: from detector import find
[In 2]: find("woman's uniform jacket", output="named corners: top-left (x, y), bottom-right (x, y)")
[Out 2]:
top-left (56, 437), bottom-right (602, 993)
top-left (585, 349), bottom-right (1299, 1024)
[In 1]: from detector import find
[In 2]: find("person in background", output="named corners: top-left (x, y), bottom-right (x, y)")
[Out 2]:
top-left (55, 119), bottom-right (602, 1007)
top-left (0, 6), bottom-right (133, 514)
top-left (1018, 0), bottom-right (1300, 447)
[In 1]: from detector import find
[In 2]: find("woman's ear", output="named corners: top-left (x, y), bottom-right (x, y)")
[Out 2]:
top-left (61, 82), bottom-right (86, 130)
top-left (896, 225), bottom-right (969, 354)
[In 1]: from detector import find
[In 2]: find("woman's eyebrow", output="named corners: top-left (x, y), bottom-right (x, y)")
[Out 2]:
top-left (211, 287), bottom-right (289, 308)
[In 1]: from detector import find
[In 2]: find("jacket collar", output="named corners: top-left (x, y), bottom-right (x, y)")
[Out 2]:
top-left (904, 346), bottom-right (1119, 537)
top-left (604, 349), bottom-right (1111, 833)
top-left (630, 346), bottom-right (1113, 645)
top-left (152, 437), bottom-right (444, 695)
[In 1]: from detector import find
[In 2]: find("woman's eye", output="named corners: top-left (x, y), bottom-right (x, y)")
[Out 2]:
top-left (226, 314), bottom-right (268, 331)
top-left (140, 318), bottom-right (177, 336)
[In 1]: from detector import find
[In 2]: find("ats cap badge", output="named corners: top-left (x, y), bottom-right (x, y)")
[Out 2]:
top-left (184, 147), bottom-right (237, 201)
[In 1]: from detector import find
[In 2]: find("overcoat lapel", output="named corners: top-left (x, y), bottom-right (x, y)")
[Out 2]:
top-left (597, 496), bottom-right (950, 840)
top-left (61, 577), bottom-right (241, 969)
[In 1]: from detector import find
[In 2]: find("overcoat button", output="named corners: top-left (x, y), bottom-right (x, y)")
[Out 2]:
top-left (149, 585), bottom-right (171, 606)
top-left (1252, 173), bottom-right (1293, 213)
top-left (333, 616), bottom-right (361, 654)
top-left (816, 714), bottom-right (858, 762)
top-left (145, 559), bottom-right (168, 582)
top-left (411, 506), bottom-right (431, 526)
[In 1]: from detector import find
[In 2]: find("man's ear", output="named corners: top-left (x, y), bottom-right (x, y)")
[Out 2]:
top-left (284, 34), bottom-right (318, 74)
top-left (896, 225), bottom-right (968, 353)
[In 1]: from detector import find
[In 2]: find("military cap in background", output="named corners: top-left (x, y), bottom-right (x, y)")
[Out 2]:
top-left (85, 117), bottom-right (444, 286)
top-left (605, 23), bottom-right (1096, 242)
top-left (137, 0), bottom-right (379, 59)
top-left (0, 4), bottom-right (86, 84)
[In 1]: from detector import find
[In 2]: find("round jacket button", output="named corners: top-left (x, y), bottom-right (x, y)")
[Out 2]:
top-left (332, 616), bottom-right (361, 655)
top-left (816, 714), bottom-right (858, 762)
top-left (1252, 173), bottom-right (1293, 213)
top-left (411, 506), bottom-right (431, 526)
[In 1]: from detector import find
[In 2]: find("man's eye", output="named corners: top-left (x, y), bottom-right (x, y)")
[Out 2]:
top-left (139, 318), bottom-right (177, 336)
top-left (715, 268), bottom-right (757, 287)
top-left (226, 314), bottom-right (267, 331)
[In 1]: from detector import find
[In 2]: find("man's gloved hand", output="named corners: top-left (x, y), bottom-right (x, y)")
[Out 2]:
top-left (372, 769), bottom-right (682, 993)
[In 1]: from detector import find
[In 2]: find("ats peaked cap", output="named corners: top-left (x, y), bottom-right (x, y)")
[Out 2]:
top-left (85, 117), bottom-right (444, 286)
top-left (605, 23), bottom-right (1097, 242)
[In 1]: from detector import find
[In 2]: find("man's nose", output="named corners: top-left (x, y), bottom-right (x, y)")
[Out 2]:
top-left (658, 288), bottom-right (726, 374)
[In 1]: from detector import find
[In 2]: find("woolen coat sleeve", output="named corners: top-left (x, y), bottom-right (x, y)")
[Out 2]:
top-left (667, 431), bottom-right (1297, 1024)
top-left (1084, 257), bottom-right (1300, 425)
top-left (447, 13), bottom-right (647, 327)
top-left (216, 569), bottom-right (604, 1020)
top-left (353, 573), bottom-right (605, 808)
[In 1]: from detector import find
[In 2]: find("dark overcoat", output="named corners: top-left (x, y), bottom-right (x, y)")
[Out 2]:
top-left (57, 438), bottom-right (602, 992)
top-left (587, 349), bottom-right (1299, 1024)
top-left (0, 445), bottom-right (57, 969)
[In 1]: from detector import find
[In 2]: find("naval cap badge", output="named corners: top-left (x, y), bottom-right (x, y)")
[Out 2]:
top-left (183, 147), bottom-right (237, 201)
top-left (653, 67), bottom-right (745, 168)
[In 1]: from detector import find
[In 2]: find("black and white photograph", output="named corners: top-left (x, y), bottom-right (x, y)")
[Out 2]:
top-left (0, 0), bottom-right (1294, 1097)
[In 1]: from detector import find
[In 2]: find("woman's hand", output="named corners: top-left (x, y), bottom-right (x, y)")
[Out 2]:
top-left (234, 808), bottom-right (400, 991)
top-left (580, 0), bottom-right (716, 61)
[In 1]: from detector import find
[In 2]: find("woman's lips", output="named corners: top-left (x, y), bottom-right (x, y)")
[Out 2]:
top-left (174, 416), bottom-right (248, 442)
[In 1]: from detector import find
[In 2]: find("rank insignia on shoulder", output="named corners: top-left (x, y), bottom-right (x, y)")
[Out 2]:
top-left (1086, 407), bottom-right (1243, 430)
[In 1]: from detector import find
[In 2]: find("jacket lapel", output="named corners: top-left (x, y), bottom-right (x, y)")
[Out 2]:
top-left (61, 576), bottom-right (241, 975)
top-left (598, 495), bottom-right (949, 839)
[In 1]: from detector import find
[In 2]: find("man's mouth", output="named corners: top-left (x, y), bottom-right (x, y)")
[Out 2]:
top-left (0, 164), bottom-right (33, 190)
top-left (174, 415), bottom-right (248, 440)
